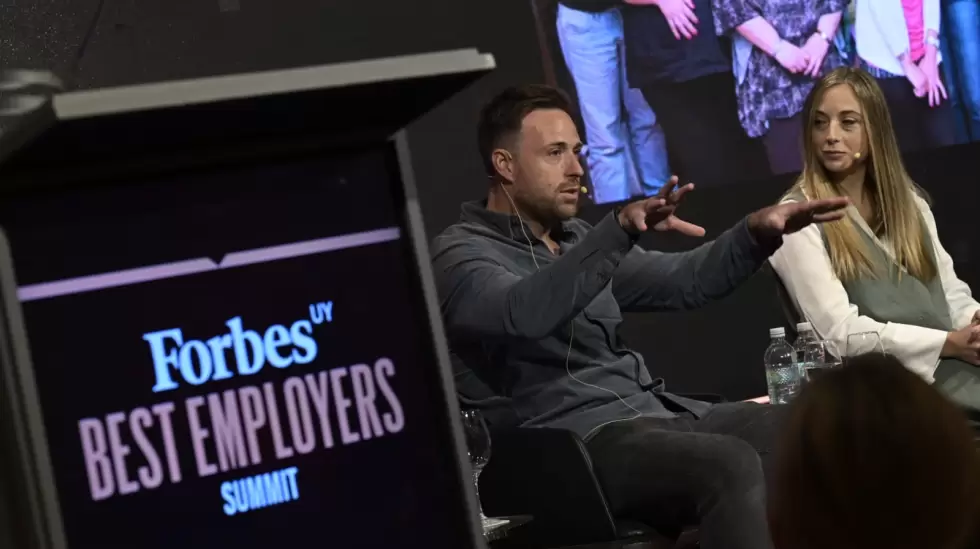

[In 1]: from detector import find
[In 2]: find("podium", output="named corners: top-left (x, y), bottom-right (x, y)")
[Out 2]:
top-left (0, 50), bottom-right (494, 549)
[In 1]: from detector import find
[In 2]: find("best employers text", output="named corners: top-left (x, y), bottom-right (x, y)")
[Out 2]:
top-left (75, 311), bottom-right (405, 511)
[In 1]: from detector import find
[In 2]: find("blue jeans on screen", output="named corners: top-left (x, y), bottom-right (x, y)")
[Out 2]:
top-left (556, 4), bottom-right (670, 204)
top-left (942, 0), bottom-right (980, 141)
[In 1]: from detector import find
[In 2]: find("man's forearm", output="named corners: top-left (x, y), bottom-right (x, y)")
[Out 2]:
top-left (614, 217), bottom-right (777, 312)
top-left (683, 218), bottom-right (777, 306)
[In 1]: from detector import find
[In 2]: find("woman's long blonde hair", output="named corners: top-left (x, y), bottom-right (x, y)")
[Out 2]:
top-left (792, 67), bottom-right (936, 282)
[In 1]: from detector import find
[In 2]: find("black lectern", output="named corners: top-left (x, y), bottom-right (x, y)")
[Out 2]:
top-left (0, 49), bottom-right (494, 549)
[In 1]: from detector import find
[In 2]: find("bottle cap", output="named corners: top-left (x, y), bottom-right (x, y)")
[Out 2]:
top-left (770, 327), bottom-right (786, 338)
top-left (796, 322), bottom-right (812, 332)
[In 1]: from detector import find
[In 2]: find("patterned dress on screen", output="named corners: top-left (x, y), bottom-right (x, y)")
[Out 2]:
top-left (712, 0), bottom-right (851, 139)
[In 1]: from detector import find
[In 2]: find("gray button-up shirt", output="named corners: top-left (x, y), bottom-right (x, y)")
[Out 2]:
top-left (431, 201), bottom-right (776, 438)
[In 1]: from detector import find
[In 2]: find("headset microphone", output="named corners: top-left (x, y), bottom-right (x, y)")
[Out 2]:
top-left (854, 152), bottom-right (862, 159)
top-left (580, 186), bottom-right (588, 194)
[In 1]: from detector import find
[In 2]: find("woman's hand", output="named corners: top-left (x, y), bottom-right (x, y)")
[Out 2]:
top-left (800, 33), bottom-right (830, 77)
top-left (654, 0), bottom-right (699, 40)
top-left (942, 325), bottom-right (980, 365)
top-left (902, 62), bottom-right (929, 97)
top-left (918, 46), bottom-right (948, 107)
top-left (774, 42), bottom-right (810, 74)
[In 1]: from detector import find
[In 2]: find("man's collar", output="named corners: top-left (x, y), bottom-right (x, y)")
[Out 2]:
top-left (459, 200), bottom-right (576, 243)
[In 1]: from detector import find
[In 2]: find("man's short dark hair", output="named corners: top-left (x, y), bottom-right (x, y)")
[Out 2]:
top-left (476, 85), bottom-right (575, 176)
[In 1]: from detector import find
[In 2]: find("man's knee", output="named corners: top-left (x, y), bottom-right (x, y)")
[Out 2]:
top-left (700, 435), bottom-right (766, 494)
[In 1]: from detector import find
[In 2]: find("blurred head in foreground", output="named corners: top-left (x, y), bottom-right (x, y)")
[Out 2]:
top-left (769, 353), bottom-right (980, 549)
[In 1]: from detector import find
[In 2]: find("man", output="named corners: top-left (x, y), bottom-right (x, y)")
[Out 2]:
top-left (555, 0), bottom-right (670, 202)
top-left (432, 85), bottom-right (849, 547)
top-left (617, 0), bottom-right (770, 186)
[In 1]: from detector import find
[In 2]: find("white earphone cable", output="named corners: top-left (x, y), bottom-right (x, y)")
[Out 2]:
top-left (498, 183), bottom-right (642, 439)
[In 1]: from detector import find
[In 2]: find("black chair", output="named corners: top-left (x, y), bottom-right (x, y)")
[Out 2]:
top-left (473, 395), bottom-right (725, 549)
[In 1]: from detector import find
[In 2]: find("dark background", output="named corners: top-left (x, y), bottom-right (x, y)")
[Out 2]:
top-left (2, 0), bottom-right (977, 401)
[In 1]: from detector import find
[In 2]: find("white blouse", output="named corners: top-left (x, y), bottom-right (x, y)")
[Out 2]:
top-left (769, 194), bottom-right (979, 382)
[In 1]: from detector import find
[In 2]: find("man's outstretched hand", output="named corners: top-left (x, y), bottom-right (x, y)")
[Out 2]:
top-left (748, 197), bottom-right (850, 239)
top-left (618, 176), bottom-right (706, 237)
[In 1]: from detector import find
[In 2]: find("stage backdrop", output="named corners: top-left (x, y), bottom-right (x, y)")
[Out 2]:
top-left (538, 0), bottom-right (980, 205)
top-left (0, 0), bottom-right (548, 237)
top-left (2, 0), bottom-right (978, 401)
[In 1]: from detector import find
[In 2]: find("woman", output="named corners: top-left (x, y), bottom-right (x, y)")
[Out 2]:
top-left (713, 0), bottom-right (849, 175)
top-left (854, 0), bottom-right (958, 152)
top-left (769, 353), bottom-right (980, 549)
top-left (770, 66), bottom-right (980, 411)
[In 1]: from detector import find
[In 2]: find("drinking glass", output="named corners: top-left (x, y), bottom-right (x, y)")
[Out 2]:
top-left (460, 410), bottom-right (493, 531)
top-left (847, 331), bottom-right (884, 359)
top-left (821, 340), bottom-right (843, 367)
top-left (804, 340), bottom-right (843, 382)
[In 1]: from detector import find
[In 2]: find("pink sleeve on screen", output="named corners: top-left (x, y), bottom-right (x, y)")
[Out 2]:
top-left (901, 0), bottom-right (926, 61)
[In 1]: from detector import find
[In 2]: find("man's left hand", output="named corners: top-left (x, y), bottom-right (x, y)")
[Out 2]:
top-left (748, 197), bottom-right (850, 239)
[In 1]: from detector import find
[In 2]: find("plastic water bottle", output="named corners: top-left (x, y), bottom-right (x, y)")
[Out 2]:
top-left (765, 327), bottom-right (802, 404)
